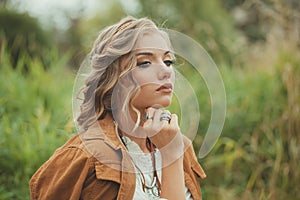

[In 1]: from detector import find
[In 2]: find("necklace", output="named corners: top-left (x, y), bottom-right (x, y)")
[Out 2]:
top-left (119, 133), bottom-right (162, 197)
top-left (133, 153), bottom-right (160, 197)
top-left (138, 170), bottom-right (160, 197)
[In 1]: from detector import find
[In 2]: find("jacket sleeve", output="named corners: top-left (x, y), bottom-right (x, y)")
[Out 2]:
top-left (30, 147), bottom-right (93, 200)
top-left (183, 135), bottom-right (206, 179)
top-left (182, 135), bottom-right (206, 200)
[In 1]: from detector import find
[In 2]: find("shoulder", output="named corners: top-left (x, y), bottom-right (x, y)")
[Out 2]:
top-left (48, 129), bottom-right (122, 167)
top-left (30, 129), bottom-right (120, 181)
top-left (29, 134), bottom-right (94, 199)
top-left (30, 134), bottom-right (97, 182)
top-left (30, 132), bottom-right (122, 199)
top-left (55, 133), bottom-right (93, 157)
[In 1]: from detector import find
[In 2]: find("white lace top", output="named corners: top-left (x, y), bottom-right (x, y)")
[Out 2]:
top-left (122, 136), bottom-right (193, 200)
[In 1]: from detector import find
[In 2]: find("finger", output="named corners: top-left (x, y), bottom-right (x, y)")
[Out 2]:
top-left (143, 107), bottom-right (155, 125)
top-left (154, 109), bottom-right (171, 127)
top-left (147, 107), bottom-right (155, 121)
top-left (152, 109), bottom-right (170, 135)
top-left (157, 110), bottom-right (171, 129)
top-left (152, 108), bottom-right (163, 125)
top-left (160, 110), bottom-right (172, 123)
top-left (162, 110), bottom-right (171, 115)
top-left (169, 114), bottom-right (180, 131)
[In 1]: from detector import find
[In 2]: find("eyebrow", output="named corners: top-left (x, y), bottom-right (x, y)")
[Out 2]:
top-left (135, 51), bottom-right (171, 56)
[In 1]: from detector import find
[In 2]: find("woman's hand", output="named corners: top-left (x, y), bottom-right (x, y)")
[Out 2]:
top-left (143, 107), bottom-right (186, 200)
top-left (143, 107), bottom-right (184, 165)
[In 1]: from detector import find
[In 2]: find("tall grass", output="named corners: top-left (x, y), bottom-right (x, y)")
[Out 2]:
top-left (0, 45), bottom-right (75, 199)
top-left (200, 50), bottom-right (300, 199)
top-left (0, 41), bottom-right (299, 199)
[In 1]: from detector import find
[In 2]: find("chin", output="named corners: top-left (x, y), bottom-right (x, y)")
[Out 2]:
top-left (151, 100), bottom-right (172, 109)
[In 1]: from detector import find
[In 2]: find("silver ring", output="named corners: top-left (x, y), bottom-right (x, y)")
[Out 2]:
top-left (143, 113), bottom-right (154, 121)
top-left (160, 112), bottom-right (171, 121)
top-left (147, 116), bottom-right (154, 120)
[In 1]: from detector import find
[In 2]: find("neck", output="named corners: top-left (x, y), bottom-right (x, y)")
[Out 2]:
top-left (121, 132), bottom-right (150, 153)
top-left (119, 107), bottom-right (149, 153)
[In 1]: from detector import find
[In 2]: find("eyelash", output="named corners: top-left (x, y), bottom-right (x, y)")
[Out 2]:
top-left (137, 60), bottom-right (175, 68)
top-left (164, 60), bottom-right (175, 66)
top-left (137, 61), bottom-right (151, 68)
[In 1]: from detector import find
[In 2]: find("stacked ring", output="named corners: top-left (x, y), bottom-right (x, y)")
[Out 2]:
top-left (160, 112), bottom-right (172, 121)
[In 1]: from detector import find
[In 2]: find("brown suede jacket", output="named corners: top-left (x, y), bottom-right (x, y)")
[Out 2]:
top-left (30, 115), bottom-right (206, 200)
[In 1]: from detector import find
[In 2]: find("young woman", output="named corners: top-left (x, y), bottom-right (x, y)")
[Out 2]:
top-left (30, 16), bottom-right (206, 200)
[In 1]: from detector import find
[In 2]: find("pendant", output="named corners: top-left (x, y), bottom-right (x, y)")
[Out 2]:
top-left (151, 185), bottom-right (159, 197)
top-left (144, 176), bottom-right (160, 197)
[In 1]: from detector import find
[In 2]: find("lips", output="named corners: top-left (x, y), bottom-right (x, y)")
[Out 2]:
top-left (156, 83), bottom-right (173, 93)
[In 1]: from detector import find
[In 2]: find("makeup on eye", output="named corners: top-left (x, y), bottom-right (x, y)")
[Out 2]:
top-left (164, 59), bottom-right (175, 66)
top-left (137, 59), bottom-right (175, 68)
top-left (135, 50), bottom-right (175, 68)
top-left (137, 61), bottom-right (151, 68)
top-left (136, 56), bottom-right (175, 68)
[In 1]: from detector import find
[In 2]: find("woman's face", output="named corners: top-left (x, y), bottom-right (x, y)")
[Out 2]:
top-left (131, 32), bottom-right (175, 111)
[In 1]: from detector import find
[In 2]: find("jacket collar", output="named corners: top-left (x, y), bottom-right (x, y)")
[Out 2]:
top-left (80, 115), bottom-right (137, 199)
top-left (80, 114), bottom-right (126, 151)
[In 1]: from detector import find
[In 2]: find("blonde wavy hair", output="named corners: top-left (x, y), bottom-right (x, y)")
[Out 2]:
top-left (77, 16), bottom-right (171, 131)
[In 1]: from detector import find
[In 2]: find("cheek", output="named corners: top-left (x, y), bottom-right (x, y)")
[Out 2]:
top-left (133, 86), bottom-right (154, 105)
top-left (138, 85), bottom-right (154, 95)
top-left (131, 86), bottom-right (153, 108)
top-left (133, 69), bottom-right (156, 87)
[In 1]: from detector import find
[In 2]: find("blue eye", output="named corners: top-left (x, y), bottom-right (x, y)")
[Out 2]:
top-left (137, 61), bottom-right (151, 68)
top-left (164, 60), bottom-right (175, 67)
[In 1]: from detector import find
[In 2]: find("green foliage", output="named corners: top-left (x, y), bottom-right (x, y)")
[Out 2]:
top-left (1, 44), bottom-right (299, 199)
top-left (0, 45), bottom-right (75, 199)
top-left (1, 38), bottom-right (300, 199)
top-left (135, 0), bottom-right (239, 65)
top-left (201, 52), bottom-right (300, 199)
top-left (1, 1), bottom-right (300, 199)
top-left (59, 0), bottom-right (127, 69)
top-left (0, 8), bottom-right (53, 68)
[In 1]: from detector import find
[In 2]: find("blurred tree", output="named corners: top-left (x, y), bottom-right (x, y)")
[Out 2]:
top-left (135, 0), bottom-right (300, 66)
top-left (135, 0), bottom-right (240, 65)
top-left (221, 0), bottom-right (300, 68)
top-left (0, 8), bottom-right (53, 69)
top-left (60, 0), bottom-right (127, 69)
top-left (223, 0), bottom-right (300, 43)
top-left (0, 0), bottom-right (8, 7)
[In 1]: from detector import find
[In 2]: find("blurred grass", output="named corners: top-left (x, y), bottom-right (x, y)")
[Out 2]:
top-left (0, 44), bottom-right (75, 199)
top-left (0, 41), bottom-right (299, 200)
top-left (199, 51), bottom-right (300, 199)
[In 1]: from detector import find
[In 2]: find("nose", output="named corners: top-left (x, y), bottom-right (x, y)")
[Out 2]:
top-left (158, 63), bottom-right (173, 80)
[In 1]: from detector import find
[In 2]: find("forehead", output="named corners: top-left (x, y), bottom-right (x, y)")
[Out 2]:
top-left (135, 31), bottom-right (170, 52)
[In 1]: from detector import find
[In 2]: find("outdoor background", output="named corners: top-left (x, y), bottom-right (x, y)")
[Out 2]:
top-left (0, 0), bottom-right (299, 199)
